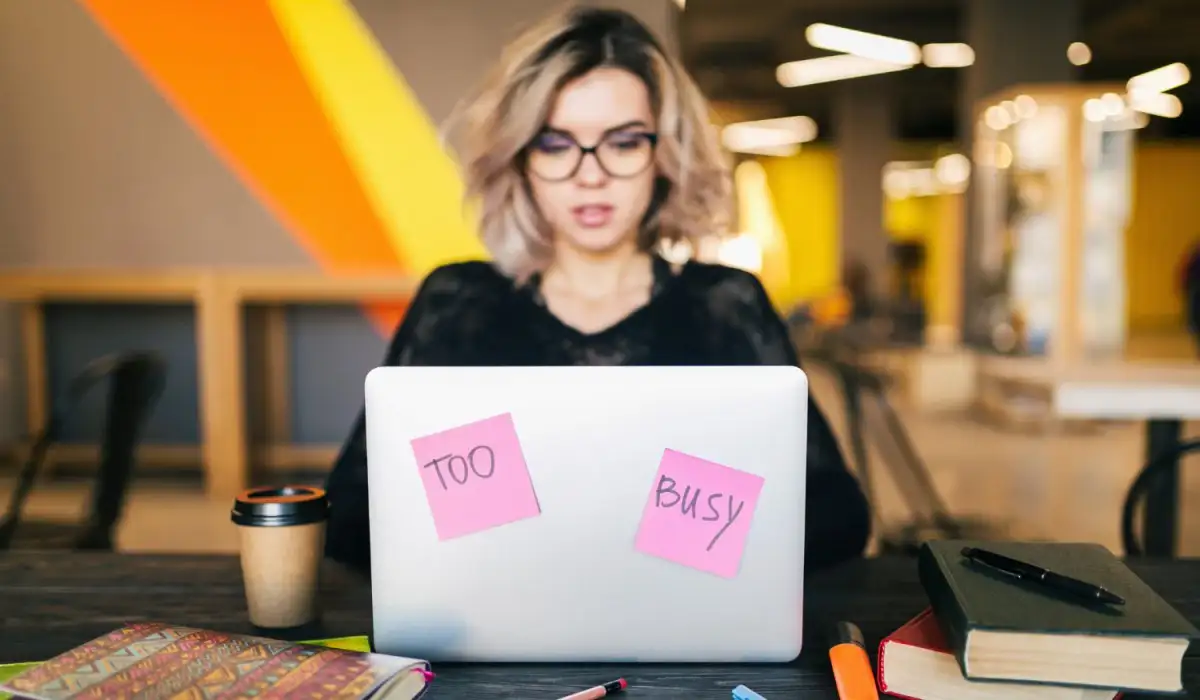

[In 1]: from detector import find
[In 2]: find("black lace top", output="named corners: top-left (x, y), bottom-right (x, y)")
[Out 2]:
top-left (324, 256), bottom-right (870, 572)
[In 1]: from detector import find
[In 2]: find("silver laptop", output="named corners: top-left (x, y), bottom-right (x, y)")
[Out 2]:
top-left (365, 366), bottom-right (807, 662)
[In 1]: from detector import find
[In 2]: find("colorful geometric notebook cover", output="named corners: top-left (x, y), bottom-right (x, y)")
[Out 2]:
top-left (0, 623), bottom-right (429, 700)
top-left (0, 665), bottom-right (37, 699)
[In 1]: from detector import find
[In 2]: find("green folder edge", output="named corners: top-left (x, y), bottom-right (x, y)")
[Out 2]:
top-left (0, 635), bottom-right (371, 699)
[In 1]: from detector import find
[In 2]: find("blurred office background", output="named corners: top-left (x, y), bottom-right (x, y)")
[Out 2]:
top-left (0, 0), bottom-right (1198, 556)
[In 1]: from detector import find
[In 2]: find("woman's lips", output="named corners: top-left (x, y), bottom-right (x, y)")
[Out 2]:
top-left (571, 204), bottom-right (614, 228)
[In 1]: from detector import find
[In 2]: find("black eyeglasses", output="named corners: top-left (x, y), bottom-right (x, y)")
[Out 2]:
top-left (525, 129), bottom-right (658, 182)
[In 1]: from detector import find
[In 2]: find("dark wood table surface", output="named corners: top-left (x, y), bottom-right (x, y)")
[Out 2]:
top-left (1, 553), bottom-right (1197, 699)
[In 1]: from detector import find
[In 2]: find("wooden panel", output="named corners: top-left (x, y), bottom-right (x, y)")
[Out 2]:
top-left (20, 304), bottom-right (46, 437)
top-left (1056, 92), bottom-right (1086, 366)
top-left (195, 277), bottom-right (247, 498)
top-left (0, 443), bottom-right (339, 472)
top-left (0, 272), bottom-right (202, 302)
top-left (226, 273), bottom-right (417, 302)
top-left (0, 270), bottom-right (416, 303)
top-left (0, 270), bottom-right (418, 497)
top-left (262, 306), bottom-right (292, 444)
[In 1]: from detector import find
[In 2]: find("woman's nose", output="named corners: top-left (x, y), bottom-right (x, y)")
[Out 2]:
top-left (574, 151), bottom-right (609, 186)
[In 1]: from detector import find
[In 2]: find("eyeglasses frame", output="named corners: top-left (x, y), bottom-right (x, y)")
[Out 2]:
top-left (523, 131), bottom-right (659, 182)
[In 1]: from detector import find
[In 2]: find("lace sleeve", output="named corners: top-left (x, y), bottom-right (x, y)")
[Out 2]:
top-left (699, 266), bottom-right (871, 568)
top-left (322, 264), bottom-right (497, 571)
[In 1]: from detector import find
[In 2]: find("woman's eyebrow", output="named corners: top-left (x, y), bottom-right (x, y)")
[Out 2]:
top-left (540, 120), bottom-right (652, 138)
top-left (603, 120), bottom-right (652, 134)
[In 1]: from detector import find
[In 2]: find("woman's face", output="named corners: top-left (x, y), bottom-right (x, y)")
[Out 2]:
top-left (525, 67), bottom-right (658, 257)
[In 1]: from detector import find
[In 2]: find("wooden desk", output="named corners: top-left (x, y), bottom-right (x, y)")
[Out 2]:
top-left (1, 553), bottom-right (1198, 698)
top-left (1047, 362), bottom-right (1200, 556)
top-left (981, 357), bottom-right (1200, 557)
top-left (0, 270), bottom-right (417, 499)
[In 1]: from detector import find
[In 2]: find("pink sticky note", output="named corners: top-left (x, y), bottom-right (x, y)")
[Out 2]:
top-left (410, 412), bottom-right (540, 540)
top-left (634, 449), bottom-right (765, 578)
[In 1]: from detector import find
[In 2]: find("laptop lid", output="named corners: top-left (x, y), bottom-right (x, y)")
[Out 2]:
top-left (365, 365), bottom-right (807, 662)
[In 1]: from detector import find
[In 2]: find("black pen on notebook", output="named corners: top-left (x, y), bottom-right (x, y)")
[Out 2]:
top-left (961, 546), bottom-right (1125, 606)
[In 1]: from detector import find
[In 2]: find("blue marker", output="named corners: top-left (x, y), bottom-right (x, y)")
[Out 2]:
top-left (732, 685), bottom-right (767, 700)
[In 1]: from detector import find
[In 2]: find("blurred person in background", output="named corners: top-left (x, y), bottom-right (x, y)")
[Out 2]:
top-left (1184, 241), bottom-right (1200, 356)
top-left (324, 6), bottom-right (870, 574)
top-left (843, 259), bottom-right (874, 324)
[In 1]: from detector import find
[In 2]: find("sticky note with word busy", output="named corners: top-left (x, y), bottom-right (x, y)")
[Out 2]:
top-left (634, 448), bottom-right (764, 578)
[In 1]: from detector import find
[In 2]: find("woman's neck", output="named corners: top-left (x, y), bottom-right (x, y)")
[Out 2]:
top-left (542, 241), bottom-right (651, 302)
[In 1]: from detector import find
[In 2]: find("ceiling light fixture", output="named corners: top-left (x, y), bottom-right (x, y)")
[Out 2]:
top-left (776, 54), bottom-right (911, 88)
top-left (721, 116), bottom-right (818, 156)
top-left (1067, 42), bottom-right (1092, 66)
top-left (1100, 92), bottom-right (1126, 117)
top-left (922, 43), bottom-right (975, 68)
top-left (882, 163), bottom-right (941, 199)
top-left (933, 153), bottom-right (971, 190)
top-left (1013, 94), bottom-right (1038, 119)
top-left (805, 23), bottom-right (922, 66)
top-left (1127, 62), bottom-right (1191, 94)
top-left (983, 105), bottom-right (1011, 131)
top-left (1083, 98), bottom-right (1108, 123)
top-left (1128, 90), bottom-right (1183, 118)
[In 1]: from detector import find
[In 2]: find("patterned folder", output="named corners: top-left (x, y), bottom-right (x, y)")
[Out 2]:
top-left (0, 623), bottom-right (430, 700)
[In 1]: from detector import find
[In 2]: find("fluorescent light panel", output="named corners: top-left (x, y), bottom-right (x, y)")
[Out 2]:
top-left (1128, 90), bottom-right (1183, 118)
top-left (922, 43), bottom-right (974, 68)
top-left (805, 23), bottom-right (921, 65)
top-left (933, 153), bottom-right (971, 187)
top-left (777, 54), bottom-right (910, 88)
top-left (882, 165), bottom-right (940, 198)
top-left (1067, 42), bottom-right (1092, 66)
top-left (1127, 62), bottom-right (1190, 94)
top-left (722, 116), bottom-right (818, 155)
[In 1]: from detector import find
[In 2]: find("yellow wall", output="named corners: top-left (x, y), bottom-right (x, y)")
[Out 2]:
top-left (759, 146), bottom-right (943, 308)
top-left (1125, 144), bottom-right (1200, 330)
top-left (759, 142), bottom-right (1200, 332)
top-left (884, 195), bottom-right (935, 242)
top-left (759, 146), bottom-right (840, 308)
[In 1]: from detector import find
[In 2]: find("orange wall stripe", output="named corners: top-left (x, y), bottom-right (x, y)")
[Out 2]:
top-left (267, 0), bottom-right (488, 279)
top-left (75, 0), bottom-right (407, 332)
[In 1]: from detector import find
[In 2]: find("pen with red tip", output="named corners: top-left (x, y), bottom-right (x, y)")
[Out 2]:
top-left (556, 678), bottom-right (628, 700)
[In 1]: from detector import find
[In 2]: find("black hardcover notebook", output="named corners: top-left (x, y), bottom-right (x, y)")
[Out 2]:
top-left (918, 540), bottom-right (1198, 694)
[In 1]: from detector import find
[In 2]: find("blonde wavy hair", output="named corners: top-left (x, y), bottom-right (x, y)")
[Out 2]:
top-left (445, 5), bottom-right (733, 281)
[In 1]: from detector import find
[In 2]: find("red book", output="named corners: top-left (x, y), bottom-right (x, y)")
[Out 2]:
top-left (878, 609), bottom-right (1121, 700)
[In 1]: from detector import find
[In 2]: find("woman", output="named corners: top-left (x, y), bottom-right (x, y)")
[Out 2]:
top-left (325, 7), bottom-right (870, 573)
top-left (1183, 241), bottom-right (1200, 356)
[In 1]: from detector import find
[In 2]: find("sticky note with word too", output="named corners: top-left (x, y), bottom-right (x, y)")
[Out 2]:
top-left (410, 412), bottom-right (541, 540)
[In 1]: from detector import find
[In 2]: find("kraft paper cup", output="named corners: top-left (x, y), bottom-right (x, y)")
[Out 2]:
top-left (231, 485), bottom-right (329, 629)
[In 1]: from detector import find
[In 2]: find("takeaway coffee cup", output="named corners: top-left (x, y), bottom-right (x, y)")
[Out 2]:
top-left (231, 485), bottom-right (329, 629)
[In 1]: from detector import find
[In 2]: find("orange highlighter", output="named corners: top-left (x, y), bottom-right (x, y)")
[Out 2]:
top-left (829, 622), bottom-right (879, 700)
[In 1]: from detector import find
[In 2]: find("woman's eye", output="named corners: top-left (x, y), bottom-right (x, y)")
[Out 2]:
top-left (534, 135), bottom-right (574, 153)
top-left (607, 134), bottom-right (646, 150)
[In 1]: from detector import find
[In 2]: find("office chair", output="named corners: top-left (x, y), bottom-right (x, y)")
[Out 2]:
top-left (799, 328), bottom-right (1004, 554)
top-left (1122, 439), bottom-right (1200, 557)
top-left (0, 351), bottom-right (167, 551)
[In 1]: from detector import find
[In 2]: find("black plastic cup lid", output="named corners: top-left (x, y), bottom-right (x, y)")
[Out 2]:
top-left (231, 486), bottom-right (329, 527)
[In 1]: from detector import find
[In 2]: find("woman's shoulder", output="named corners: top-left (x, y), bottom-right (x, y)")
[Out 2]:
top-left (420, 260), bottom-right (509, 289)
top-left (402, 260), bottom-right (516, 327)
top-left (383, 261), bottom-right (516, 363)
top-left (415, 260), bottom-right (514, 300)
top-left (676, 259), bottom-right (771, 305)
